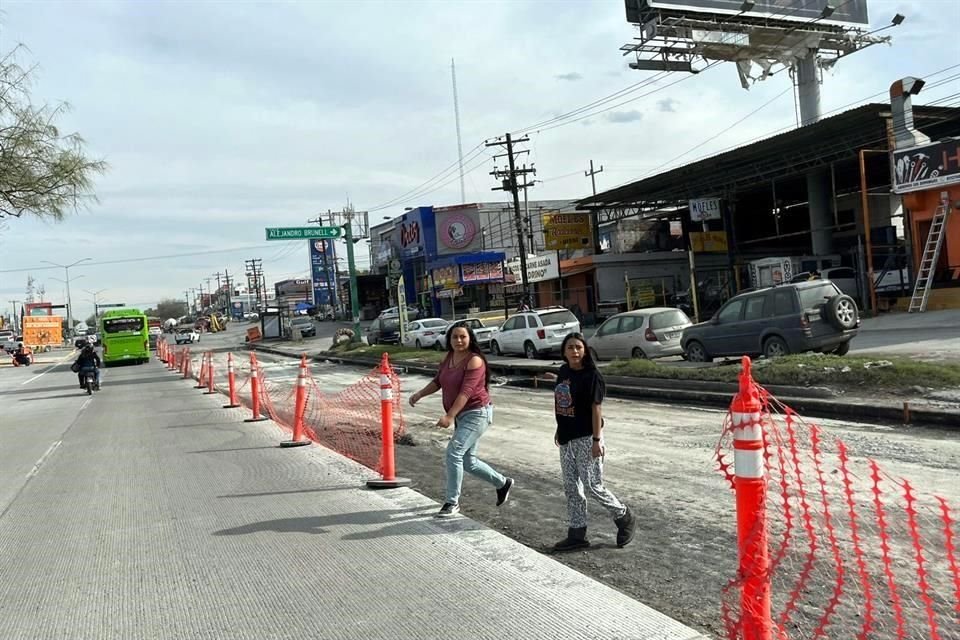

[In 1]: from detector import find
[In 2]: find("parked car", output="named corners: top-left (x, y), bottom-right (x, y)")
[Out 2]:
top-left (436, 317), bottom-right (498, 350)
top-left (366, 316), bottom-right (401, 345)
top-left (402, 318), bottom-right (449, 349)
top-left (290, 315), bottom-right (316, 338)
top-left (591, 307), bottom-right (692, 360)
top-left (489, 307), bottom-right (581, 359)
top-left (379, 306), bottom-right (421, 321)
top-left (681, 281), bottom-right (859, 362)
top-left (174, 328), bottom-right (200, 345)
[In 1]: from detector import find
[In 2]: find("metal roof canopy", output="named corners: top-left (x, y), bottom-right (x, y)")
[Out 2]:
top-left (577, 104), bottom-right (960, 225)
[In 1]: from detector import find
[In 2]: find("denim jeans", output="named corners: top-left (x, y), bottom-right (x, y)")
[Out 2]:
top-left (445, 405), bottom-right (506, 505)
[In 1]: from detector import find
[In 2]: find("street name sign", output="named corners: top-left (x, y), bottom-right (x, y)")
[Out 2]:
top-left (265, 227), bottom-right (343, 241)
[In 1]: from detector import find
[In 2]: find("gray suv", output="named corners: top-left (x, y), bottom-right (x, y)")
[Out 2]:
top-left (681, 280), bottom-right (859, 362)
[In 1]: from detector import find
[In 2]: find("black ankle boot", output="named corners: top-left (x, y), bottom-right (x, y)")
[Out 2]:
top-left (615, 507), bottom-right (636, 548)
top-left (552, 527), bottom-right (590, 552)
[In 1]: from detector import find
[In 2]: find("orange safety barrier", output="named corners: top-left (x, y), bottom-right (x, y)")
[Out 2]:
top-left (243, 352), bottom-right (267, 423)
top-left (367, 353), bottom-right (410, 489)
top-left (279, 355), bottom-right (311, 448)
top-left (716, 357), bottom-right (959, 640)
top-left (204, 352), bottom-right (216, 395)
top-left (184, 350), bottom-right (408, 481)
top-left (195, 352), bottom-right (208, 389)
top-left (223, 353), bottom-right (241, 409)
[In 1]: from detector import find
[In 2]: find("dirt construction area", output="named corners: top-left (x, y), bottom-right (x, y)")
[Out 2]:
top-left (253, 355), bottom-right (960, 638)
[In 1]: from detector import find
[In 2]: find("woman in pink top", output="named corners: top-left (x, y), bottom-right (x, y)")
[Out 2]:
top-left (409, 322), bottom-right (513, 517)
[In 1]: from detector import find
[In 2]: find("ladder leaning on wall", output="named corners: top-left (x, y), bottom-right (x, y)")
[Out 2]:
top-left (908, 194), bottom-right (951, 313)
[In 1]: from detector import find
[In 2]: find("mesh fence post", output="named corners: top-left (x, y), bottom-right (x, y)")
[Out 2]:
top-left (204, 351), bottom-right (216, 394)
top-left (280, 355), bottom-right (312, 448)
top-left (367, 353), bottom-right (410, 489)
top-left (731, 356), bottom-right (772, 640)
top-left (244, 352), bottom-right (268, 423)
top-left (223, 353), bottom-right (241, 408)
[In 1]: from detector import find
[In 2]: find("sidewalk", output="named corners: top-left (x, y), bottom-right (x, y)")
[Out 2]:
top-left (0, 357), bottom-right (707, 640)
top-left (859, 308), bottom-right (960, 331)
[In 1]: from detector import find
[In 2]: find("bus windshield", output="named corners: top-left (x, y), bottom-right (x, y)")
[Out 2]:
top-left (104, 317), bottom-right (145, 333)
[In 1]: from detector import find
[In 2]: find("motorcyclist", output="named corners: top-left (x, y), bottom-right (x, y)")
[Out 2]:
top-left (74, 344), bottom-right (101, 389)
top-left (13, 343), bottom-right (33, 367)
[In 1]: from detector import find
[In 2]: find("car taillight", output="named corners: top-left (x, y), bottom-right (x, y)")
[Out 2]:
top-left (537, 329), bottom-right (545, 339)
top-left (800, 313), bottom-right (810, 328)
top-left (424, 331), bottom-right (434, 336)
top-left (644, 328), bottom-right (657, 342)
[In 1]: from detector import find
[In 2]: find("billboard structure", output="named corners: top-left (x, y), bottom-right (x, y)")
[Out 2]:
top-left (629, 0), bottom-right (868, 26)
top-left (620, 0), bottom-right (896, 92)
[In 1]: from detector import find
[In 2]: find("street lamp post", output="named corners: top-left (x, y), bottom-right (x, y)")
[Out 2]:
top-left (42, 258), bottom-right (92, 338)
top-left (84, 289), bottom-right (108, 323)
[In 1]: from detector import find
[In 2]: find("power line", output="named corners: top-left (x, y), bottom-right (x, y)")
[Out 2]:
top-left (0, 244), bottom-right (277, 274)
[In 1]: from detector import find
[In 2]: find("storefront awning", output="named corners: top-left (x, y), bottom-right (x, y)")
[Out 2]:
top-left (559, 265), bottom-right (595, 278)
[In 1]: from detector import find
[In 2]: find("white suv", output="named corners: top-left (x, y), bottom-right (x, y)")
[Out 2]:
top-left (490, 307), bottom-right (581, 359)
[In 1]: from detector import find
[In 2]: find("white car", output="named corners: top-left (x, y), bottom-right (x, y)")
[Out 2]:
top-left (174, 328), bottom-right (200, 344)
top-left (489, 307), bottom-right (581, 359)
top-left (380, 306), bottom-right (421, 320)
top-left (436, 318), bottom-right (497, 350)
top-left (402, 318), bottom-right (449, 350)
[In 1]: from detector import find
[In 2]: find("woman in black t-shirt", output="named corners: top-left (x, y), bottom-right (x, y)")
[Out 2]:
top-left (549, 333), bottom-right (635, 551)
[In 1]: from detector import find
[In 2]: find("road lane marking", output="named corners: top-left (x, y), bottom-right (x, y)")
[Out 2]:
top-left (21, 349), bottom-right (78, 386)
top-left (26, 440), bottom-right (63, 480)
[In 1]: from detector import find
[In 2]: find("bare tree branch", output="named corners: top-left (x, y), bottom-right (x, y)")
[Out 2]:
top-left (0, 45), bottom-right (107, 221)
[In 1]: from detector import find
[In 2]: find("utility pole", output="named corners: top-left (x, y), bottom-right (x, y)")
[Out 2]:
top-left (213, 272), bottom-right (223, 312)
top-left (585, 160), bottom-right (604, 254)
top-left (223, 269), bottom-right (233, 318)
top-left (324, 205), bottom-right (367, 340)
top-left (487, 133), bottom-right (536, 301)
top-left (245, 258), bottom-right (264, 311)
top-left (184, 290), bottom-right (191, 316)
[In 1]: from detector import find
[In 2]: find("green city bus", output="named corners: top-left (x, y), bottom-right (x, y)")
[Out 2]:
top-left (100, 308), bottom-right (150, 366)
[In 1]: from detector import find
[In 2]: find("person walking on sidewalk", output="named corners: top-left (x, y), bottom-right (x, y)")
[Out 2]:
top-left (547, 333), bottom-right (635, 551)
top-left (409, 322), bottom-right (513, 518)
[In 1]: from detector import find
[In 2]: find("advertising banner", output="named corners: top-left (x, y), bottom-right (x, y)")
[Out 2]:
top-left (432, 265), bottom-right (460, 289)
top-left (688, 197), bottom-right (723, 222)
top-left (461, 262), bottom-right (504, 284)
top-left (637, 0), bottom-right (869, 26)
top-left (309, 239), bottom-right (338, 307)
top-left (543, 212), bottom-right (592, 250)
top-left (394, 209), bottom-right (425, 257)
top-left (690, 231), bottom-right (729, 253)
top-left (891, 138), bottom-right (960, 194)
top-left (506, 253), bottom-right (559, 284)
top-left (435, 205), bottom-right (482, 256)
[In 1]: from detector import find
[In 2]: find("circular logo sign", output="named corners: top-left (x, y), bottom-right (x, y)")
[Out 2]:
top-left (440, 213), bottom-right (478, 250)
top-left (314, 240), bottom-right (327, 252)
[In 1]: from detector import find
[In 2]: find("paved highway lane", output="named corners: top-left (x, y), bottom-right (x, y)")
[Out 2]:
top-left (0, 348), bottom-right (86, 515)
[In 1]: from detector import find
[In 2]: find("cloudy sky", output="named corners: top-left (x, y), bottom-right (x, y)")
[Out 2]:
top-left (1, 0), bottom-right (957, 320)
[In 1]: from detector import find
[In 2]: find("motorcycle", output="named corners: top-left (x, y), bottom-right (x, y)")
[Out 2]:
top-left (78, 366), bottom-right (100, 395)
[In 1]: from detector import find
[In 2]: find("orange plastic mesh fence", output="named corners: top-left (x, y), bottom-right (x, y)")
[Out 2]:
top-left (202, 352), bottom-right (405, 474)
top-left (716, 375), bottom-right (959, 639)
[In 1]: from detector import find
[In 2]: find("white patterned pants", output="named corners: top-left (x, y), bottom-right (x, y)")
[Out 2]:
top-left (559, 435), bottom-right (626, 529)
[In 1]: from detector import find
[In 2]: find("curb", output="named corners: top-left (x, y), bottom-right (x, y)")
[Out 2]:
top-left (250, 344), bottom-right (959, 430)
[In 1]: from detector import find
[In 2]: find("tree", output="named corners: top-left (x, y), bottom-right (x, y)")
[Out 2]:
top-left (152, 299), bottom-right (187, 320)
top-left (84, 314), bottom-right (97, 327)
top-left (0, 46), bottom-right (107, 221)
